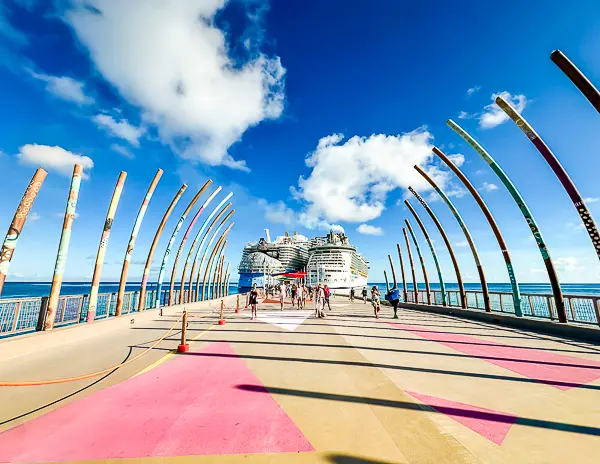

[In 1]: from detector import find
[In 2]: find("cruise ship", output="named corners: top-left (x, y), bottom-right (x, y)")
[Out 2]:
top-left (306, 230), bottom-right (369, 289)
top-left (237, 230), bottom-right (310, 291)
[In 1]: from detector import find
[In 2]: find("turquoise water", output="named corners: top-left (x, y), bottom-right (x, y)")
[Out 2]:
top-left (367, 282), bottom-right (600, 296)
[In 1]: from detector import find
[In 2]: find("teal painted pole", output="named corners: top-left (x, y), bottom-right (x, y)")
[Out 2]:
top-left (405, 218), bottom-right (431, 304)
top-left (405, 199), bottom-right (446, 306)
top-left (448, 119), bottom-right (566, 321)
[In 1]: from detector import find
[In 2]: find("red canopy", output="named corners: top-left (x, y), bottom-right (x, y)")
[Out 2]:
top-left (277, 272), bottom-right (307, 279)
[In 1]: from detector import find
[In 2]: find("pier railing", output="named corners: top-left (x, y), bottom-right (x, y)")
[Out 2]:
top-left (0, 288), bottom-right (212, 337)
top-left (402, 289), bottom-right (600, 326)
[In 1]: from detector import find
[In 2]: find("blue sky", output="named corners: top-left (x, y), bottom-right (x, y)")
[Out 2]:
top-left (1, 0), bottom-right (600, 285)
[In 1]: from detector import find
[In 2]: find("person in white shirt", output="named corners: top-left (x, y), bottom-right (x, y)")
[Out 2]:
top-left (279, 282), bottom-right (287, 311)
top-left (297, 284), bottom-right (304, 309)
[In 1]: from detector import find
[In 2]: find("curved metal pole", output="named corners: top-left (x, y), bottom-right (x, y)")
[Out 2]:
top-left (225, 271), bottom-right (230, 296)
top-left (222, 262), bottom-right (230, 298)
top-left (201, 222), bottom-right (234, 300)
top-left (116, 169), bottom-right (162, 316)
top-left (414, 165), bottom-right (490, 312)
top-left (551, 50), bottom-right (600, 113)
top-left (194, 209), bottom-right (235, 301)
top-left (396, 244), bottom-right (408, 302)
top-left (180, 191), bottom-right (233, 303)
top-left (88, 171), bottom-right (127, 322)
top-left (0, 168), bottom-right (47, 298)
top-left (403, 228), bottom-right (418, 303)
top-left (210, 241), bottom-right (226, 300)
top-left (496, 95), bottom-right (600, 264)
top-left (448, 119), bottom-right (566, 321)
top-left (387, 255), bottom-right (397, 287)
top-left (170, 185), bottom-right (220, 305)
top-left (433, 147), bottom-right (523, 316)
top-left (409, 186), bottom-right (466, 308)
top-left (46, 165), bottom-right (82, 330)
top-left (383, 270), bottom-right (390, 293)
top-left (155, 180), bottom-right (212, 307)
top-left (214, 246), bottom-right (226, 299)
top-left (405, 200), bottom-right (446, 306)
top-left (139, 184), bottom-right (187, 311)
top-left (405, 218), bottom-right (431, 304)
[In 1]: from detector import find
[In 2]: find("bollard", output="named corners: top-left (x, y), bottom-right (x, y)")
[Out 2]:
top-left (236, 294), bottom-right (241, 313)
top-left (177, 310), bottom-right (190, 352)
top-left (218, 300), bottom-right (226, 325)
top-left (245, 293), bottom-right (248, 309)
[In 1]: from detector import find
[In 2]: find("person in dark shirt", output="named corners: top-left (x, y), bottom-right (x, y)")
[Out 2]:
top-left (249, 283), bottom-right (259, 320)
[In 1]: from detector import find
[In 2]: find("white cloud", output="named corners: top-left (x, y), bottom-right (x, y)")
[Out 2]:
top-left (455, 240), bottom-right (468, 247)
top-left (64, 0), bottom-right (285, 171)
top-left (111, 143), bottom-right (135, 159)
top-left (29, 71), bottom-right (93, 105)
top-left (566, 221), bottom-right (585, 231)
top-left (474, 169), bottom-right (486, 175)
top-left (584, 197), bottom-right (600, 204)
top-left (479, 181), bottom-right (499, 192)
top-left (55, 212), bottom-right (80, 219)
top-left (29, 211), bottom-right (41, 222)
top-left (458, 111), bottom-right (475, 120)
top-left (479, 91), bottom-right (528, 129)
top-left (17, 144), bottom-right (94, 179)
top-left (448, 153), bottom-right (465, 167)
top-left (292, 129), bottom-right (447, 225)
top-left (258, 199), bottom-right (294, 225)
top-left (357, 224), bottom-right (383, 236)
top-left (467, 86), bottom-right (481, 96)
top-left (555, 257), bottom-right (582, 273)
top-left (93, 114), bottom-right (144, 147)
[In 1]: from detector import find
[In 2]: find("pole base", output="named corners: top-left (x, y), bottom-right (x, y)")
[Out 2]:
top-left (177, 344), bottom-right (190, 353)
top-left (218, 319), bottom-right (226, 325)
top-left (235, 308), bottom-right (241, 313)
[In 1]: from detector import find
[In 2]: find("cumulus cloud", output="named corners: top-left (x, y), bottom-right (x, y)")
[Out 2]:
top-left (458, 111), bottom-right (475, 120)
top-left (93, 114), bottom-right (144, 147)
top-left (455, 240), bottom-right (468, 247)
top-left (479, 91), bottom-right (528, 129)
top-left (555, 257), bottom-right (582, 273)
top-left (584, 197), bottom-right (600, 204)
top-left (258, 199), bottom-right (294, 225)
top-left (448, 153), bottom-right (465, 167)
top-left (479, 182), bottom-right (499, 192)
top-left (63, 0), bottom-right (285, 171)
top-left (467, 86), bottom-right (481, 96)
top-left (29, 211), bottom-right (41, 222)
top-left (292, 129), bottom-right (448, 225)
top-left (110, 143), bottom-right (135, 159)
top-left (357, 224), bottom-right (383, 236)
top-left (29, 71), bottom-right (93, 105)
top-left (17, 144), bottom-right (94, 179)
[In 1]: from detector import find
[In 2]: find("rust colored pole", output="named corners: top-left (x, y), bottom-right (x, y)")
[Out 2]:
top-left (201, 222), bottom-right (234, 300)
top-left (405, 218), bottom-right (431, 304)
top-left (396, 244), bottom-right (408, 302)
top-left (87, 171), bottom-right (127, 322)
top-left (409, 186), bottom-right (467, 309)
top-left (210, 240), bottom-right (226, 300)
top-left (213, 246), bottom-right (226, 299)
top-left (194, 210), bottom-right (235, 301)
top-left (222, 262), bottom-right (230, 298)
top-left (414, 165), bottom-right (490, 312)
top-left (497, 95), bottom-right (600, 267)
top-left (387, 255), bottom-right (397, 287)
top-left (405, 200), bottom-right (447, 306)
top-left (155, 180), bottom-right (212, 307)
top-left (403, 227), bottom-right (418, 303)
top-left (139, 184), bottom-right (187, 311)
top-left (383, 270), bottom-right (390, 292)
top-left (432, 147), bottom-right (522, 316)
top-left (45, 165), bottom-right (82, 330)
top-left (185, 199), bottom-right (233, 302)
top-left (116, 169), bottom-right (162, 316)
top-left (551, 50), bottom-right (600, 114)
top-left (0, 168), bottom-right (47, 298)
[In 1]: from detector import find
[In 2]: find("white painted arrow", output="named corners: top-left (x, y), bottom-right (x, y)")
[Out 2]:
top-left (243, 310), bottom-right (313, 331)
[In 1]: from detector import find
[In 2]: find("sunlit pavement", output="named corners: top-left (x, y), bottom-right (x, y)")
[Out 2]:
top-left (1, 297), bottom-right (600, 463)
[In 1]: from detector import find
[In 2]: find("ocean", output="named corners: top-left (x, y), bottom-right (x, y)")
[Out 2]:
top-left (1, 281), bottom-right (599, 300)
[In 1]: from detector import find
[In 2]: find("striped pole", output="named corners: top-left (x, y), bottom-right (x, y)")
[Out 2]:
top-left (448, 119), bottom-right (565, 321)
top-left (210, 240), bottom-right (226, 300)
top-left (496, 95), bottom-right (600, 265)
top-left (433, 148), bottom-right (523, 316)
top-left (396, 244), bottom-right (408, 302)
top-left (194, 209), bottom-right (235, 301)
top-left (182, 195), bottom-right (233, 302)
top-left (213, 245), bottom-right (226, 299)
top-left (0, 168), bottom-right (47, 298)
top-left (383, 270), bottom-right (390, 292)
top-left (403, 227), bottom-right (418, 303)
top-left (409, 186), bottom-right (467, 309)
top-left (87, 171), bottom-right (127, 322)
top-left (222, 262), bottom-right (230, 298)
top-left (405, 199), bottom-right (446, 306)
top-left (116, 169), bottom-right (162, 316)
top-left (387, 255), bottom-right (397, 287)
top-left (45, 165), bottom-right (82, 330)
top-left (201, 223), bottom-right (234, 300)
top-left (414, 166), bottom-right (490, 312)
top-left (156, 180), bottom-right (212, 307)
top-left (551, 50), bottom-right (600, 113)
top-left (405, 218), bottom-right (431, 304)
top-left (138, 184), bottom-right (187, 311)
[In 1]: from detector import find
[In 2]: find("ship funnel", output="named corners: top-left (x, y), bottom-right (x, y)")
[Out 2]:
top-left (264, 228), bottom-right (272, 243)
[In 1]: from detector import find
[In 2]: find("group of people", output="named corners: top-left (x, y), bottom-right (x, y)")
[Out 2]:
top-left (349, 285), bottom-right (401, 319)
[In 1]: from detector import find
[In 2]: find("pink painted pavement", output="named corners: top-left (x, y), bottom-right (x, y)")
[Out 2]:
top-left (0, 342), bottom-right (313, 463)
top-left (389, 323), bottom-right (600, 390)
top-left (406, 391), bottom-right (517, 445)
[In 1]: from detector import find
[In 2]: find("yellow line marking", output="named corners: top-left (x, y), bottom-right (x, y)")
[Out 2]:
top-left (131, 323), bottom-right (216, 378)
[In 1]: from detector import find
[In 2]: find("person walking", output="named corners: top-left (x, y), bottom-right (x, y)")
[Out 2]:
top-left (291, 283), bottom-right (298, 308)
top-left (362, 287), bottom-right (368, 304)
top-left (371, 285), bottom-right (381, 318)
top-left (386, 285), bottom-right (401, 319)
top-left (324, 284), bottom-right (332, 311)
top-left (297, 283), bottom-right (304, 309)
top-left (249, 283), bottom-right (259, 320)
top-left (350, 287), bottom-right (355, 302)
top-left (316, 284), bottom-right (326, 318)
top-left (279, 281), bottom-right (287, 311)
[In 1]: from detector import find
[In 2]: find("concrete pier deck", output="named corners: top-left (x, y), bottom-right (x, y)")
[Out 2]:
top-left (1, 295), bottom-right (600, 463)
